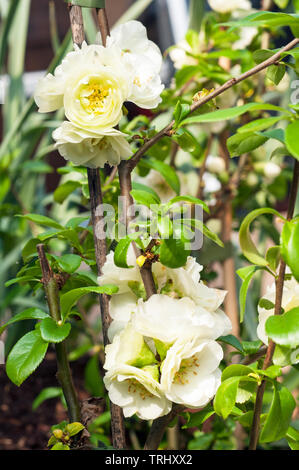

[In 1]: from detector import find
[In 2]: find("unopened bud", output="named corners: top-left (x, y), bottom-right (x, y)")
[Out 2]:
top-left (264, 161), bottom-right (281, 180)
top-left (205, 155), bottom-right (226, 174)
top-left (53, 429), bottom-right (63, 439)
top-left (136, 255), bottom-right (146, 268)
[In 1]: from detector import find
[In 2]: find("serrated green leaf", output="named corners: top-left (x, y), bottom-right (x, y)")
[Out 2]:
top-left (227, 131), bottom-right (268, 157)
top-left (218, 335), bottom-right (243, 354)
top-left (6, 330), bottom-right (48, 386)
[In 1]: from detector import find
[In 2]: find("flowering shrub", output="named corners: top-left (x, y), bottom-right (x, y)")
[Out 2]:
top-left (1, 0), bottom-right (299, 452)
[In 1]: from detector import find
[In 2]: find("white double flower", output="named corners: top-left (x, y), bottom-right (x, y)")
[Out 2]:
top-left (34, 21), bottom-right (164, 168)
top-left (100, 250), bottom-right (231, 419)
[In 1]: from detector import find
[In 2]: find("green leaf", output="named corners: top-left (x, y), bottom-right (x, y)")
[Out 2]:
top-left (237, 265), bottom-right (263, 322)
top-left (52, 254), bottom-right (82, 274)
top-left (130, 189), bottom-right (161, 208)
top-left (214, 376), bottom-right (241, 419)
top-left (239, 208), bottom-right (285, 266)
top-left (186, 218), bottom-right (224, 247)
top-left (157, 216), bottom-right (173, 238)
top-left (173, 101), bottom-right (190, 126)
top-left (32, 387), bottom-right (63, 411)
top-left (0, 308), bottom-right (50, 335)
top-left (227, 131), bottom-right (268, 157)
top-left (237, 116), bottom-right (282, 134)
top-left (65, 422), bottom-right (84, 437)
top-left (6, 330), bottom-right (48, 386)
top-left (266, 246), bottom-right (281, 272)
top-left (20, 213), bottom-right (64, 230)
top-left (142, 157), bottom-right (180, 195)
top-left (286, 426), bottom-right (299, 450)
top-left (159, 238), bottom-right (190, 268)
top-left (166, 195), bottom-right (209, 214)
top-left (218, 335), bottom-right (243, 354)
top-left (172, 128), bottom-right (200, 154)
top-left (253, 49), bottom-right (275, 64)
top-left (241, 340), bottom-right (263, 355)
top-left (265, 307), bottom-right (299, 348)
top-left (179, 103), bottom-right (289, 127)
top-left (266, 64), bottom-right (285, 85)
top-left (54, 181), bottom-right (81, 204)
top-left (221, 364), bottom-right (255, 381)
top-left (84, 355), bottom-right (104, 397)
top-left (260, 384), bottom-right (296, 443)
top-left (273, 0), bottom-right (289, 8)
top-left (51, 443), bottom-right (70, 450)
top-left (114, 235), bottom-right (139, 268)
top-left (182, 405), bottom-right (215, 429)
top-left (40, 317), bottom-right (71, 343)
top-left (285, 121), bottom-right (299, 160)
top-left (60, 285), bottom-right (118, 320)
top-left (281, 218), bottom-right (299, 281)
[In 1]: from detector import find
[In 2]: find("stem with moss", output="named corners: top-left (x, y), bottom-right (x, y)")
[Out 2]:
top-left (37, 244), bottom-right (81, 424)
top-left (249, 159), bottom-right (299, 450)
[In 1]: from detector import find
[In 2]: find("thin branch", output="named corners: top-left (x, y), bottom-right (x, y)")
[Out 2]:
top-left (37, 244), bottom-right (81, 424)
top-left (249, 159), bottom-right (299, 450)
top-left (144, 405), bottom-right (185, 450)
top-left (129, 37), bottom-right (299, 170)
top-left (67, 4), bottom-right (126, 450)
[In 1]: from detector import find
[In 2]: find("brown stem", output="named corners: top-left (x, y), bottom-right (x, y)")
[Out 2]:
top-left (219, 132), bottom-right (240, 340)
top-left (37, 244), bottom-right (81, 424)
top-left (67, 4), bottom-right (126, 450)
top-left (129, 38), bottom-right (299, 170)
top-left (144, 405), bottom-right (184, 450)
top-left (249, 159), bottom-right (299, 450)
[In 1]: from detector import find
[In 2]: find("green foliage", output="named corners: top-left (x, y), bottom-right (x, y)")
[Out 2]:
top-left (265, 307), bottom-right (299, 349)
top-left (6, 329), bottom-right (49, 386)
top-left (281, 218), bottom-right (299, 281)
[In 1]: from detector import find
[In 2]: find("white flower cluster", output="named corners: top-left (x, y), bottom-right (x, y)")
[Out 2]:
top-left (99, 247), bottom-right (231, 420)
top-left (34, 21), bottom-right (164, 168)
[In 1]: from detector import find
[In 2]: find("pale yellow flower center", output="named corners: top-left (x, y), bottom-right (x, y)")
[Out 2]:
top-left (173, 355), bottom-right (199, 385)
top-left (79, 80), bottom-right (109, 115)
top-left (127, 379), bottom-right (153, 401)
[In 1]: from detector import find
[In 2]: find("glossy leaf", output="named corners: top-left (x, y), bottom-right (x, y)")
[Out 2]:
top-left (281, 218), bottom-right (299, 281)
top-left (159, 238), bottom-right (190, 268)
top-left (40, 317), bottom-right (71, 343)
top-left (239, 208), bottom-right (285, 266)
top-left (6, 330), bottom-right (48, 386)
top-left (237, 265), bottom-right (263, 322)
top-left (60, 285), bottom-right (119, 320)
top-left (285, 121), bottom-right (299, 161)
top-left (265, 307), bottom-right (299, 348)
top-left (260, 384), bottom-right (296, 443)
top-left (0, 308), bottom-right (50, 335)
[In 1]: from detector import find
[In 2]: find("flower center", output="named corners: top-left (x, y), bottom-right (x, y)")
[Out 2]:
top-left (173, 355), bottom-right (199, 385)
top-left (80, 80), bottom-right (109, 115)
top-left (127, 379), bottom-right (153, 400)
